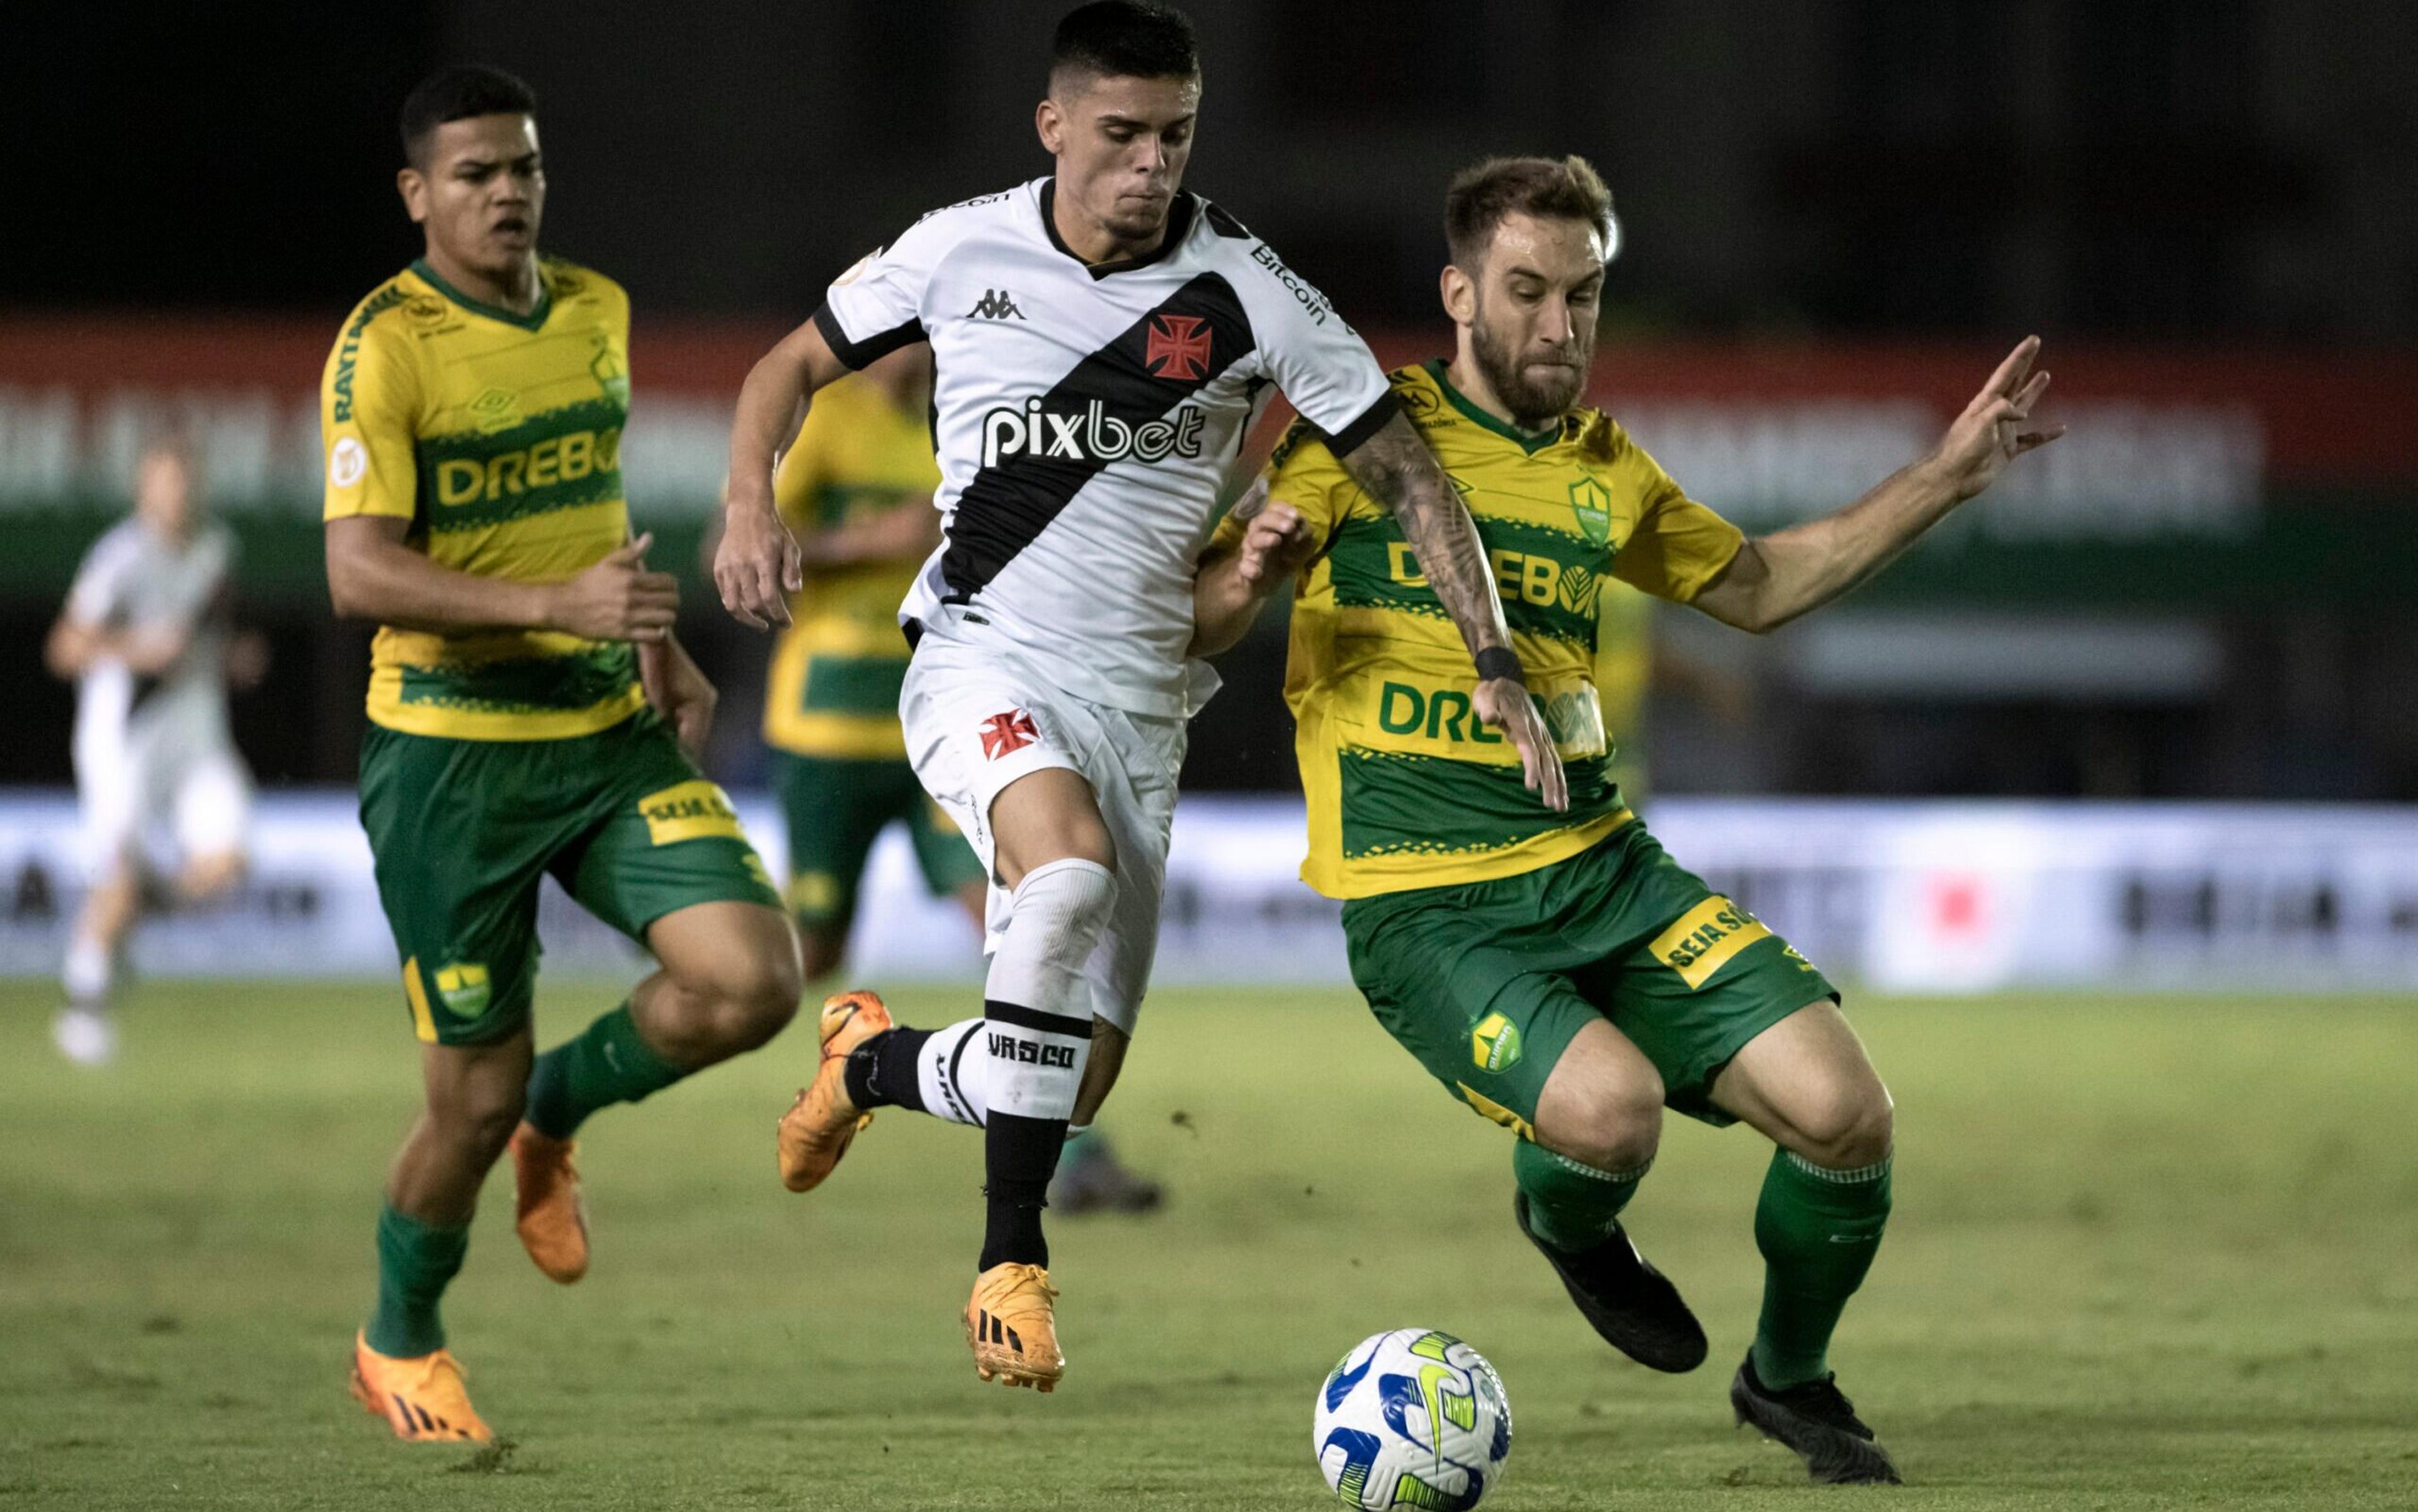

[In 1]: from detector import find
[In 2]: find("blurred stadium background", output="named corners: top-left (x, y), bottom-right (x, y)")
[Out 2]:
top-left (4, 0), bottom-right (2414, 990)
top-left (3, 3), bottom-right (2414, 1506)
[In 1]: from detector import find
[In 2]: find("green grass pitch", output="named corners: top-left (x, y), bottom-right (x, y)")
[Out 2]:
top-left (3, 979), bottom-right (2413, 1509)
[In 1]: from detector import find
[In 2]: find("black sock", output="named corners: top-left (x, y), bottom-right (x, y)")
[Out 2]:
top-left (841, 1027), bottom-right (931, 1112)
top-left (980, 1111), bottom-right (1064, 1270)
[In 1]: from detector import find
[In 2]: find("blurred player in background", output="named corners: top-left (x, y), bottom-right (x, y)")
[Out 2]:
top-left (761, 348), bottom-right (1161, 1212)
top-left (1195, 154), bottom-right (2062, 1484)
top-left (718, 1), bottom-right (1558, 1392)
top-left (320, 65), bottom-right (798, 1443)
top-left (44, 436), bottom-right (263, 1066)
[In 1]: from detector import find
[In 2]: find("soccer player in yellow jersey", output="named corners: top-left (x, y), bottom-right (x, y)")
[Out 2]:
top-left (1196, 156), bottom-right (2062, 1485)
top-left (319, 65), bottom-right (799, 1442)
top-left (763, 350), bottom-right (1166, 1214)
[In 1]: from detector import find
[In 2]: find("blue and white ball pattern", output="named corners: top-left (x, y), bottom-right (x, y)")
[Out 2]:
top-left (1314, 1329), bottom-right (1513, 1510)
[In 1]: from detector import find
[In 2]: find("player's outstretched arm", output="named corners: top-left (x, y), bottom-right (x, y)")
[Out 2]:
top-left (716, 318), bottom-right (854, 630)
top-left (1693, 336), bottom-right (2065, 635)
top-left (1337, 413), bottom-right (1569, 812)
top-left (326, 516), bottom-right (678, 641)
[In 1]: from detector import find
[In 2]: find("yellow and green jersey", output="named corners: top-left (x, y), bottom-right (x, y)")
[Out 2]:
top-left (761, 375), bottom-right (939, 760)
top-left (1231, 360), bottom-right (1744, 899)
top-left (1595, 582), bottom-right (1655, 800)
top-left (321, 256), bottom-right (642, 741)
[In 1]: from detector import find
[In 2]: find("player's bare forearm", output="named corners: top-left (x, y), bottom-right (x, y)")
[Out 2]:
top-left (1338, 413), bottom-right (1511, 659)
top-left (727, 320), bottom-right (850, 518)
top-left (637, 633), bottom-right (717, 757)
top-left (324, 516), bottom-right (548, 632)
top-left (1188, 544), bottom-right (1263, 659)
top-left (718, 321), bottom-right (853, 628)
top-left (326, 516), bottom-right (678, 641)
top-left (1694, 458), bottom-right (1961, 634)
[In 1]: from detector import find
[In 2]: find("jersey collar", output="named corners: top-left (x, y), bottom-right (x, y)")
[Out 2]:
top-left (410, 257), bottom-right (554, 332)
top-left (1422, 358), bottom-right (1564, 455)
top-left (1037, 179), bottom-right (1196, 280)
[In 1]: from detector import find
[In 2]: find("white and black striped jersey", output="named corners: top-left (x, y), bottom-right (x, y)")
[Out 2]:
top-left (62, 518), bottom-right (237, 749)
top-left (812, 176), bottom-right (1396, 718)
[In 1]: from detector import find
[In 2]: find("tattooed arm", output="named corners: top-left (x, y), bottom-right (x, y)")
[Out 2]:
top-left (1336, 412), bottom-right (1569, 812)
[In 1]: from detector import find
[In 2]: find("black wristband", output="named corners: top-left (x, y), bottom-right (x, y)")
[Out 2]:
top-left (1473, 646), bottom-right (1525, 685)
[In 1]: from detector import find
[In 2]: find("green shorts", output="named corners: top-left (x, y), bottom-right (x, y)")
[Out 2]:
top-left (770, 751), bottom-right (985, 932)
top-left (359, 707), bottom-right (781, 1046)
top-left (1340, 820), bottom-right (1837, 1133)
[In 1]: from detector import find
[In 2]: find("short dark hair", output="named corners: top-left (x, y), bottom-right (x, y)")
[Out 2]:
top-left (1445, 154), bottom-right (1615, 269)
top-left (400, 64), bottom-right (537, 166)
top-left (1051, 1), bottom-right (1199, 88)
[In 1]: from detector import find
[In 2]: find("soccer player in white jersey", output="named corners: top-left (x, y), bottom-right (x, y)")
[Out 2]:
top-left (717, 1), bottom-right (1564, 1392)
top-left (44, 437), bottom-right (261, 1065)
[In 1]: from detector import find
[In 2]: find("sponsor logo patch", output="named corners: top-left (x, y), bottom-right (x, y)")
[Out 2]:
top-left (327, 436), bottom-right (366, 488)
top-left (979, 397), bottom-right (1206, 468)
top-left (638, 779), bottom-right (744, 846)
top-left (979, 709), bottom-right (1039, 760)
top-left (1648, 896), bottom-right (1773, 989)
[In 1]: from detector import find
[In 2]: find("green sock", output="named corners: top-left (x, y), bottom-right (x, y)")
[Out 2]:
top-left (1513, 1138), bottom-right (1648, 1251)
top-left (366, 1204), bottom-right (469, 1358)
top-left (1751, 1148), bottom-right (1893, 1389)
top-left (523, 1003), bottom-right (684, 1140)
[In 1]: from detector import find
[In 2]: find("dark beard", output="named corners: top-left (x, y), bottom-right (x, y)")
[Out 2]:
top-left (1470, 321), bottom-right (1589, 430)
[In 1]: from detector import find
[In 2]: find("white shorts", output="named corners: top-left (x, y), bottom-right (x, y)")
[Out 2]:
top-left (74, 724), bottom-right (253, 872)
top-left (899, 633), bottom-right (1185, 1035)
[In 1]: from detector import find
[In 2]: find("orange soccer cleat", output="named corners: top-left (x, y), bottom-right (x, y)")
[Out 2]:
top-left (966, 1262), bottom-right (1065, 1392)
top-left (348, 1331), bottom-right (493, 1442)
top-left (775, 990), bottom-right (894, 1193)
top-left (509, 1123), bottom-right (589, 1284)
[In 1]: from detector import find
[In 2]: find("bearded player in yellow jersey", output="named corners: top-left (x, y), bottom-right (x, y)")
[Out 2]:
top-left (1196, 156), bottom-right (2062, 1485)
top-left (764, 348), bottom-right (1164, 1213)
top-left (320, 65), bottom-right (800, 1441)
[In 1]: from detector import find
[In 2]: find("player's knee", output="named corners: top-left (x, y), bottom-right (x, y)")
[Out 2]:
top-left (434, 1079), bottom-right (526, 1159)
top-left (1790, 1083), bottom-right (1894, 1169)
top-left (1011, 857), bottom-right (1118, 955)
top-left (707, 950), bottom-right (803, 1051)
top-left (1543, 1073), bottom-right (1663, 1173)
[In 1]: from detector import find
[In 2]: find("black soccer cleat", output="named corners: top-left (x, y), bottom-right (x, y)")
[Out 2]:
top-left (1514, 1193), bottom-right (1706, 1373)
top-left (1729, 1352), bottom-right (1903, 1485)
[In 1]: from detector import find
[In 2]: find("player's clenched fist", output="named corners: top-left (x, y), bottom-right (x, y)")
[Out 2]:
top-left (714, 497), bottom-right (803, 630)
top-left (1234, 501), bottom-right (1320, 590)
top-left (545, 532), bottom-right (679, 642)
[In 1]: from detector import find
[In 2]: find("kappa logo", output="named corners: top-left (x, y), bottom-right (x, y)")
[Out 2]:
top-left (968, 288), bottom-right (1026, 320)
top-left (979, 709), bottom-right (1039, 759)
top-left (1144, 313), bottom-right (1212, 380)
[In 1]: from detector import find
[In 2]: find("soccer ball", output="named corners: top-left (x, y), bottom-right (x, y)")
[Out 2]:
top-left (1313, 1328), bottom-right (1513, 1510)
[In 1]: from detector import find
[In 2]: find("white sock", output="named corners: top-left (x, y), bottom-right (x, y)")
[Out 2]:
top-left (984, 858), bottom-right (1114, 1122)
top-left (64, 936), bottom-right (113, 1005)
top-left (916, 1019), bottom-right (989, 1127)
